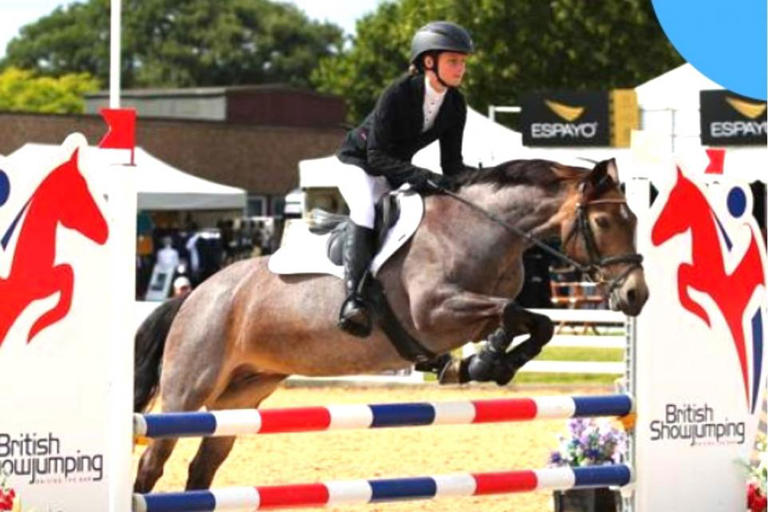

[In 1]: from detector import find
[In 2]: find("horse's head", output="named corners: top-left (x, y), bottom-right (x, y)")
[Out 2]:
top-left (558, 159), bottom-right (648, 316)
top-left (651, 167), bottom-right (699, 247)
top-left (48, 149), bottom-right (109, 245)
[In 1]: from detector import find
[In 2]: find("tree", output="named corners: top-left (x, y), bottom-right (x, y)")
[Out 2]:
top-left (1, 0), bottom-right (344, 89)
top-left (0, 67), bottom-right (99, 113)
top-left (312, 0), bottom-right (684, 123)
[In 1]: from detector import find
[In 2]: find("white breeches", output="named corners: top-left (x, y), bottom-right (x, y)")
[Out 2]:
top-left (335, 157), bottom-right (392, 229)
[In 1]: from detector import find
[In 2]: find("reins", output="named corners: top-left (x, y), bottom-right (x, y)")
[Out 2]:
top-left (429, 180), bottom-right (643, 292)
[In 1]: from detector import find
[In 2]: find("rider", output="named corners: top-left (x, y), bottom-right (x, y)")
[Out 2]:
top-left (335, 21), bottom-right (476, 337)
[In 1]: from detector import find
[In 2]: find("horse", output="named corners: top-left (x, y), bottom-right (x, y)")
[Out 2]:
top-left (134, 158), bottom-right (648, 492)
top-left (0, 149), bottom-right (109, 345)
top-left (651, 167), bottom-right (764, 410)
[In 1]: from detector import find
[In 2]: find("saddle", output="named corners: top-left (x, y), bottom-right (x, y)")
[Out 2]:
top-left (268, 190), bottom-right (423, 280)
top-left (314, 192), bottom-right (401, 267)
top-left (268, 190), bottom-right (435, 362)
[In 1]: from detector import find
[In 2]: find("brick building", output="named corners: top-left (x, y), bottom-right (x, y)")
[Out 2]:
top-left (0, 85), bottom-right (348, 215)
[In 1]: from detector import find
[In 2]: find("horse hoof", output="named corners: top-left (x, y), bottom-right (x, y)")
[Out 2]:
top-left (438, 359), bottom-right (464, 384)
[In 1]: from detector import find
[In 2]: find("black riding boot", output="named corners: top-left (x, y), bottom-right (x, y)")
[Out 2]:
top-left (338, 224), bottom-right (375, 337)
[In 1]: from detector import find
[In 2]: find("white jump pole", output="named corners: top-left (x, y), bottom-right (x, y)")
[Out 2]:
top-left (109, 0), bottom-right (121, 109)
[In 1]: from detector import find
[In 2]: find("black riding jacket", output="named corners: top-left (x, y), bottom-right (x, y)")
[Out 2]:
top-left (337, 73), bottom-right (472, 188)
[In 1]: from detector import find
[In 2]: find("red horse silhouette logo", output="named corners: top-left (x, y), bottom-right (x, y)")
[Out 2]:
top-left (0, 149), bottom-right (109, 346)
top-left (652, 168), bottom-right (765, 412)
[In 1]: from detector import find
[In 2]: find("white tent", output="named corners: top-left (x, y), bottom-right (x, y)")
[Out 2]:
top-left (7, 144), bottom-right (247, 210)
top-left (634, 64), bottom-right (767, 182)
top-left (635, 63), bottom-right (720, 155)
top-left (636, 63), bottom-right (721, 111)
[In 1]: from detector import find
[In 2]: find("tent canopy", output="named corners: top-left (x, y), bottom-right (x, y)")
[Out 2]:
top-left (634, 64), bottom-right (766, 182)
top-left (7, 144), bottom-right (246, 210)
top-left (636, 63), bottom-right (721, 111)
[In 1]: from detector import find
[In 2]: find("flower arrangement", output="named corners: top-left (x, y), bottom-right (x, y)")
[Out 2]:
top-left (746, 434), bottom-right (766, 512)
top-left (0, 470), bottom-right (16, 512)
top-left (549, 418), bottom-right (627, 467)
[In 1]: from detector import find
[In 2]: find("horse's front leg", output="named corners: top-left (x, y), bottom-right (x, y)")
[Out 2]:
top-left (493, 303), bottom-right (554, 383)
top-left (438, 302), bottom-right (553, 385)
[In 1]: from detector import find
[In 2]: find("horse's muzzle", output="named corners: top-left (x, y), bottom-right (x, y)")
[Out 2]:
top-left (609, 268), bottom-right (649, 316)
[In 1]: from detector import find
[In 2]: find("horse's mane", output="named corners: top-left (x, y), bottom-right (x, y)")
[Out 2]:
top-left (450, 159), bottom-right (588, 191)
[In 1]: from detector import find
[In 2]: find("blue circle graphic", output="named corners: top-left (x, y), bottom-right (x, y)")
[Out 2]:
top-left (727, 187), bottom-right (747, 217)
top-left (0, 170), bottom-right (9, 207)
top-left (652, 0), bottom-right (766, 100)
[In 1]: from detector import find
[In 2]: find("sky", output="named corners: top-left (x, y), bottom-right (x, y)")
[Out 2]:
top-left (0, 0), bottom-right (384, 59)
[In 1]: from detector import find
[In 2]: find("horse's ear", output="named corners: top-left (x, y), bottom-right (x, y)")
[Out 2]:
top-left (580, 159), bottom-right (618, 198)
top-left (589, 158), bottom-right (618, 184)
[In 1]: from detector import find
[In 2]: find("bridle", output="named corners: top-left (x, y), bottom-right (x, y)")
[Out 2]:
top-left (431, 181), bottom-right (644, 295)
top-left (562, 198), bottom-right (644, 294)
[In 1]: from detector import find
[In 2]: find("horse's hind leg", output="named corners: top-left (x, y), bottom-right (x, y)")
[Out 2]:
top-left (186, 372), bottom-right (286, 490)
top-left (134, 373), bottom-right (210, 493)
top-left (134, 335), bottom-right (231, 493)
top-left (134, 437), bottom-right (179, 493)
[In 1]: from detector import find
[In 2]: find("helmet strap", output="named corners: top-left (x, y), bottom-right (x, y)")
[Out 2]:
top-left (425, 51), bottom-right (452, 89)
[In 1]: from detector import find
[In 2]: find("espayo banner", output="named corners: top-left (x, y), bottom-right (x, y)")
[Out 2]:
top-left (521, 91), bottom-right (610, 147)
top-left (700, 90), bottom-right (767, 146)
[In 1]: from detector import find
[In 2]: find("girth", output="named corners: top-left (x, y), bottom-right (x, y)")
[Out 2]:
top-left (366, 280), bottom-right (437, 363)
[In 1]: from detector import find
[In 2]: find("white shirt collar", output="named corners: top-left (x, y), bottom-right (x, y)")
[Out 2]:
top-left (424, 75), bottom-right (447, 100)
top-left (422, 75), bottom-right (447, 132)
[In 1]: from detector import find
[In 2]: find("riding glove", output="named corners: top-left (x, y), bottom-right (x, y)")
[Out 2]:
top-left (408, 170), bottom-right (447, 193)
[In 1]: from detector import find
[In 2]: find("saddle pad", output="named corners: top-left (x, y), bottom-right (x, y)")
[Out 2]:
top-left (268, 192), bottom-right (424, 279)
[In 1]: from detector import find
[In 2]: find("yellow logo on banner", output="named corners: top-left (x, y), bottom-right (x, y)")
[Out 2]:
top-left (725, 96), bottom-right (767, 119)
top-left (544, 100), bottom-right (585, 122)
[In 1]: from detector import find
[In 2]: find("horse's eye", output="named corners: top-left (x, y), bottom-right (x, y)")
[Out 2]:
top-left (595, 216), bottom-right (610, 229)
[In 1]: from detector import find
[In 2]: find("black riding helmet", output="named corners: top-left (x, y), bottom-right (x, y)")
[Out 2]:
top-left (409, 21), bottom-right (474, 65)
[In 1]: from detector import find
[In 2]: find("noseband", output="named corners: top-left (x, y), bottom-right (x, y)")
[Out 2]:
top-left (564, 198), bottom-right (644, 293)
top-left (432, 183), bottom-right (643, 296)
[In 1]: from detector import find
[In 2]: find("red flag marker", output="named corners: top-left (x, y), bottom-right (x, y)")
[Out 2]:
top-left (704, 148), bottom-right (725, 174)
top-left (98, 108), bottom-right (137, 165)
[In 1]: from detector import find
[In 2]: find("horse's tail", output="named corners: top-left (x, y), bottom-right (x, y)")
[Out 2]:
top-left (134, 293), bottom-right (189, 413)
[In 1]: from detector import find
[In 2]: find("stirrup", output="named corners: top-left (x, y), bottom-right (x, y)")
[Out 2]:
top-left (338, 296), bottom-right (372, 337)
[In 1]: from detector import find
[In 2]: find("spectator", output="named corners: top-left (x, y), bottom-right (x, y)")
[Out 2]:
top-left (172, 276), bottom-right (192, 297)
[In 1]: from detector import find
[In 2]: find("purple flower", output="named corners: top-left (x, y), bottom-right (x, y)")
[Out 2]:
top-left (549, 418), bottom-right (628, 467)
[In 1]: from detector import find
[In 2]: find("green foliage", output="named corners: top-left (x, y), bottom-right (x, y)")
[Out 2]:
top-left (514, 346), bottom-right (622, 385)
top-left (0, 67), bottom-right (99, 113)
top-left (312, 0), bottom-right (684, 123)
top-left (1, 0), bottom-right (344, 89)
top-left (1, 1), bottom-right (112, 86)
top-left (2, 0), bottom-right (684, 121)
top-left (536, 346), bottom-right (624, 362)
